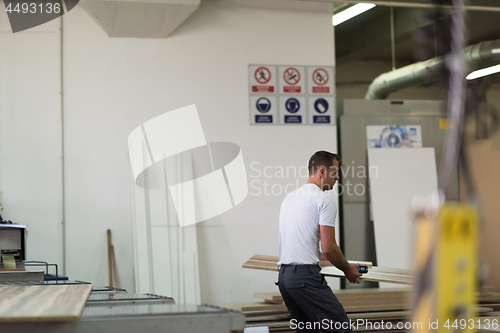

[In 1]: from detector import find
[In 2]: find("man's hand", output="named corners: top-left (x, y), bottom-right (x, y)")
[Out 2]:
top-left (344, 264), bottom-right (361, 284)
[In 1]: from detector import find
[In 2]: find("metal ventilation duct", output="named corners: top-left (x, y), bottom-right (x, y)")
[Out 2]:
top-left (80, 0), bottom-right (200, 38)
top-left (365, 39), bottom-right (500, 99)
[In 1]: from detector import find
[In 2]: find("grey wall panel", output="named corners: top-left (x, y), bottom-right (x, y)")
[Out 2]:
top-left (342, 202), bottom-right (378, 289)
top-left (337, 99), bottom-right (459, 289)
top-left (339, 114), bottom-right (458, 203)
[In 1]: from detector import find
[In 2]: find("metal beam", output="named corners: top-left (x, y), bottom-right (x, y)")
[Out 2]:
top-left (216, 0), bottom-right (500, 13)
top-left (307, 0), bottom-right (500, 13)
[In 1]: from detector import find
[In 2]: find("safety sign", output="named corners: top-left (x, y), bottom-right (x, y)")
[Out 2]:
top-left (279, 66), bottom-right (305, 94)
top-left (249, 64), bottom-right (336, 125)
top-left (249, 65), bottom-right (276, 94)
top-left (286, 98), bottom-right (300, 113)
top-left (314, 98), bottom-right (328, 113)
top-left (308, 96), bottom-right (335, 125)
top-left (307, 66), bottom-right (334, 95)
top-left (250, 95), bottom-right (277, 124)
top-left (256, 97), bottom-right (271, 113)
top-left (280, 96), bottom-right (306, 124)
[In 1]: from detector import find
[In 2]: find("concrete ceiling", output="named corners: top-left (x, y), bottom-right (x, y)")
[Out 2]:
top-left (335, 0), bottom-right (500, 66)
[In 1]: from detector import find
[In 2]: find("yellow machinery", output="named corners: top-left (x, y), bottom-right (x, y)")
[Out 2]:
top-left (413, 202), bottom-right (478, 333)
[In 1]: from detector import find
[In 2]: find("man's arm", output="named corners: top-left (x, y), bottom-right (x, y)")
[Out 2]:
top-left (320, 225), bottom-right (361, 284)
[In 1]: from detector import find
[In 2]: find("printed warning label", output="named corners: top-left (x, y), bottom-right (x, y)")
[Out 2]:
top-left (249, 65), bottom-right (277, 94)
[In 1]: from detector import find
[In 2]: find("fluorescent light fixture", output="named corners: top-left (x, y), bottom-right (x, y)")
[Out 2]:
top-left (332, 3), bottom-right (376, 26)
top-left (466, 64), bottom-right (500, 80)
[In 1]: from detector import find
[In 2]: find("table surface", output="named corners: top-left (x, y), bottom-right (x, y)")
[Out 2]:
top-left (0, 284), bottom-right (92, 322)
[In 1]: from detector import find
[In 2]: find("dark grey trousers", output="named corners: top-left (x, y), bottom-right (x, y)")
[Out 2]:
top-left (276, 264), bottom-right (352, 333)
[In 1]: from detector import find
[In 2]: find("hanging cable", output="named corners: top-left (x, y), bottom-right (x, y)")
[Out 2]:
top-left (390, 7), bottom-right (396, 71)
top-left (438, 0), bottom-right (467, 194)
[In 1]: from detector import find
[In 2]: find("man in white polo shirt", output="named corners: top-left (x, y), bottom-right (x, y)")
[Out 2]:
top-left (277, 151), bottom-right (361, 333)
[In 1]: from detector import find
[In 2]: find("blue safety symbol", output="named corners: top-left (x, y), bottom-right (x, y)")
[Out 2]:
top-left (285, 98), bottom-right (300, 114)
top-left (314, 98), bottom-right (329, 114)
top-left (256, 97), bottom-right (271, 113)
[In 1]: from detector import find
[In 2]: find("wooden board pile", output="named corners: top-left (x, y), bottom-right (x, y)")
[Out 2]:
top-left (222, 288), bottom-right (500, 332)
top-left (236, 256), bottom-right (500, 332)
top-left (221, 288), bottom-right (411, 314)
top-left (221, 288), bottom-right (412, 332)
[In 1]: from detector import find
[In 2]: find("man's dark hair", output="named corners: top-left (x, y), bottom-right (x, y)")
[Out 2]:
top-left (308, 151), bottom-right (340, 176)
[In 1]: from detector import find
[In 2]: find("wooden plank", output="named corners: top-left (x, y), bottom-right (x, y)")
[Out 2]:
top-left (244, 255), bottom-right (373, 270)
top-left (344, 303), bottom-right (410, 313)
top-left (465, 140), bottom-right (500, 292)
top-left (0, 284), bottom-right (92, 322)
top-left (245, 312), bottom-right (413, 330)
top-left (349, 311), bottom-right (411, 320)
top-left (254, 289), bottom-right (411, 301)
top-left (107, 229), bottom-right (113, 288)
top-left (320, 266), bottom-right (412, 285)
top-left (243, 255), bottom-right (412, 285)
top-left (480, 292), bottom-right (500, 303)
top-left (220, 302), bottom-right (287, 312)
top-left (242, 255), bottom-right (279, 272)
top-left (264, 299), bottom-right (284, 304)
top-left (347, 260), bottom-right (373, 269)
top-left (254, 292), bottom-right (283, 302)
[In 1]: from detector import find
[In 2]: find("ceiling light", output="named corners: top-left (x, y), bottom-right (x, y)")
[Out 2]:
top-left (466, 64), bottom-right (500, 80)
top-left (332, 3), bottom-right (376, 26)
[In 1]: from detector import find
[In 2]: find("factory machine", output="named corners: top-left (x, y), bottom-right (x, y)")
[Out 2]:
top-left (336, 99), bottom-right (460, 289)
top-left (0, 217), bottom-right (27, 271)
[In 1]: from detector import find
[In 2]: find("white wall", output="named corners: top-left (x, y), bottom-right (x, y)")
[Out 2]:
top-left (1, 0), bottom-right (338, 304)
top-left (0, 15), bottom-right (64, 268)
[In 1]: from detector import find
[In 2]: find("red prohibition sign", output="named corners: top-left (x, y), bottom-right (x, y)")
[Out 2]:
top-left (255, 67), bottom-right (271, 84)
top-left (313, 68), bottom-right (329, 86)
top-left (284, 67), bottom-right (300, 85)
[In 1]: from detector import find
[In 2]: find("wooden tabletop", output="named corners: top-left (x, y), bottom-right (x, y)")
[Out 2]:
top-left (0, 284), bottom-right (92, 322)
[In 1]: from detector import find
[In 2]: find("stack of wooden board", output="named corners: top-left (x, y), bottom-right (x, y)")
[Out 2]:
top-left (223, 286), bottom-right (500, 332)
top-left (254, 289), bottom-right (411, 313)
top-left (221, 288), bottom-right (411, 314)
top-left (0, 284), bottom-right (92, 322)
top-left (242, 254), bottom-right (411, 285)
top-left (242, 255), bottom-right (372, 271)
